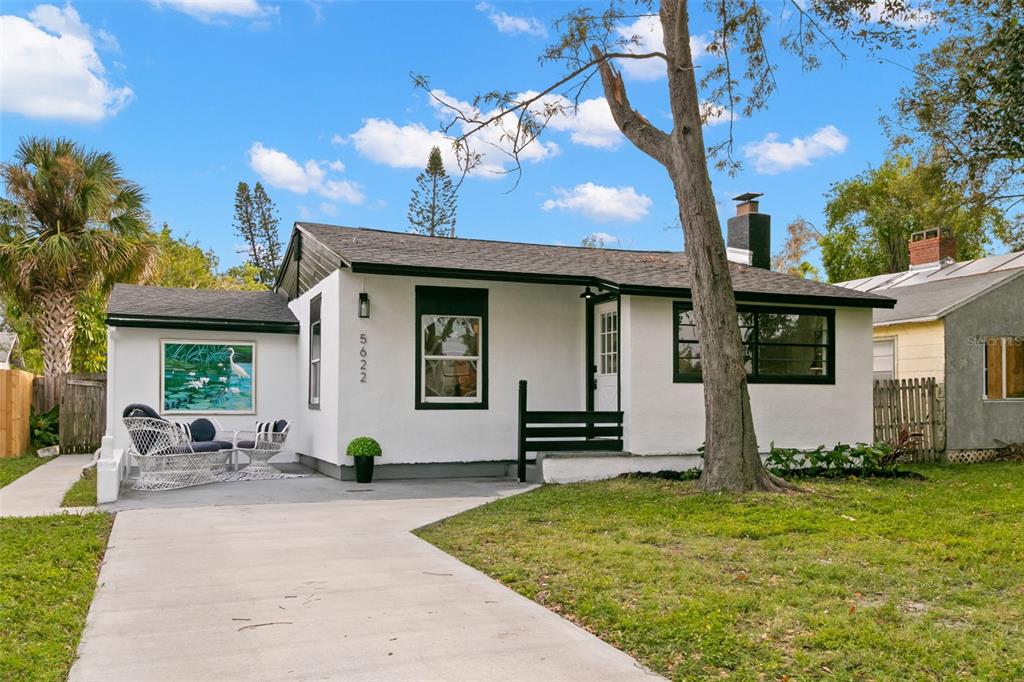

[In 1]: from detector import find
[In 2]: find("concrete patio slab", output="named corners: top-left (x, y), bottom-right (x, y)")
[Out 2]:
top-left (72, 483), bottom-right (660, 681)
top-left (0, 454), bottom-right (95, 517)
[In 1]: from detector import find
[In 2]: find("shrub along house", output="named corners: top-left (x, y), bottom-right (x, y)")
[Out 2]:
top-left (104, 197), bottom-right (894, 485)
top-left (837, 229), bottom-right (1024, 458)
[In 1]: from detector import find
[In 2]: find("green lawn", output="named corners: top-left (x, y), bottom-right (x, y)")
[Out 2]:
top-left (61, 466), bottom-right (97, 507)
top-left (0, 454), bottom-right (52, 488)
top-left (0, 514), bottom-right (113, 681)
top-left (0, 450), bottom-right (52, 489)
top-left (418, 462), bottom-right (1024, 681)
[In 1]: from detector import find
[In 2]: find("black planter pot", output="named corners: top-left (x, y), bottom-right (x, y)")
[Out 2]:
top-left (354, 456), bottom-right (375, 483)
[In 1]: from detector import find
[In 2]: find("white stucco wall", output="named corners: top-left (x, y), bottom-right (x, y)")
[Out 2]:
top-left (105, 325), bottom-right (299, 456)
top-left (287, 270), bottom-right (342, 461)
top-left (622, 296), bottom-right (874, 453)
top-left (295, 271), bottom-right (586, 466)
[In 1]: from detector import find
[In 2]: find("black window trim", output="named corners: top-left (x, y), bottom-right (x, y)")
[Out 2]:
top-left (673, 301), bottom-right (836, 385)
top-left (308, 293), bottom-right (322, 409)
top-left (415, 285), bottom-right (489, 410)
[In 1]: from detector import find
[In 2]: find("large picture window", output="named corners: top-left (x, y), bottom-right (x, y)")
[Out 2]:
top-left (674, 302), bottom-right (834, 384)
top-left (309, 294), bottom-right (321, 408)
top-left (415, 286), bottom-right (488, 409)
top-left (984, 337), bottom-right (1024, 400)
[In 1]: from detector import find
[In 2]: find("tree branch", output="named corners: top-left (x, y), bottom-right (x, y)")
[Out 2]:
top-left (591, 45), bottom-right (671, 165)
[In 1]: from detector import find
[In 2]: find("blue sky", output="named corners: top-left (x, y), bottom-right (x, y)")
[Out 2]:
top-left (1, 1), bottom-right (937, 271)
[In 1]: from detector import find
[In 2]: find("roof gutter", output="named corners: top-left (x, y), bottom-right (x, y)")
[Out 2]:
top-left (106, 314), bottom-right (299, 334)
top-left (350, 262), bottom-right (894, 309)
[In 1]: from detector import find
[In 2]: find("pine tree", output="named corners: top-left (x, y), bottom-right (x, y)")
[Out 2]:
top-left (234, 181), bottom-right (283, 285)
top-left (407, 147), bottom-right (457, 237)
top-left (252, 182), bottom-right (283, 283)
top-left (233, 181), bottom-right (260, 274)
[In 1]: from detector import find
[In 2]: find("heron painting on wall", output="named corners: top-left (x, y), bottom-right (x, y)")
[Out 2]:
top-left (161, 340), bottom-right (256, 414)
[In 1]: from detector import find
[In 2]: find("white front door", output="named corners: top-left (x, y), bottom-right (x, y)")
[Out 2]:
top-left (594, 301), bottom-right (618, 412)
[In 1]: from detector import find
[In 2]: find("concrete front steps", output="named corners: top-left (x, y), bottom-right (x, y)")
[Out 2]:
top-left (533, 451), bottom-right (703, 484)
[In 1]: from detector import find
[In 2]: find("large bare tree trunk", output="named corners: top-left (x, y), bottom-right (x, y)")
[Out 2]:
top-left (596, 0), bottom-right (791, 492)
top-left (36, 285), bottom-right (77, 379)
top-left (661, 1), bottom-right (790, 492)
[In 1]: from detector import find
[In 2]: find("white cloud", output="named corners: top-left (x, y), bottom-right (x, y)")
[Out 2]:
top-left (350, 89), bottom-right (563, 177)
top-left (545, 96), bottom-right (622, 149)
top-left (149, 0), bottom-right (277, 23)
top-left (700, 101), bottom-right (738, 127)
top-left (743, 125), bottom-right (849, 174)
top-left (615, 16), bottom-right (708, 81)
top-left (867, 1), bottom-right (933, 28)
top-left (542, 183), bottom-right (652, 223)
top-left (0, 4), bottom-right (132, 122)
top-left (475, 2), bottom-right (546, 37)
top-left (318, 202), bottom-right (337, 217)
top-left (247, 142), bottom-right (364, 204)
top-left (349, 119), bottom-right (456, 169)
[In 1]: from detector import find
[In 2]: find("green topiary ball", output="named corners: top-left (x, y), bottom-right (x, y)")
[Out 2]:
top-left (346, 436), bottom-right (382, 457)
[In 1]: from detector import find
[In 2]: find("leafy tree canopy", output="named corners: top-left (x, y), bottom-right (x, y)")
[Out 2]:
top-left (887, 0), bottom-right (1023, 247)
top-left (820, 154), bottom-right (1006, 282)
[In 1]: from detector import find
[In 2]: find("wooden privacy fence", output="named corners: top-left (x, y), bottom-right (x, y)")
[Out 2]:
top-left (60, 373), bottom-right (106, 454)
top-left (32, 374), bottom-right (62, 412)
top-left (1, 369), bottom-right (34, 457)
top-left (873, 378), bottom-right (944, 462)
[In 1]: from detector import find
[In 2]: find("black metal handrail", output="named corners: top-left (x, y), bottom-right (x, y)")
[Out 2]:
top-left (516, 380), bottom-right (623, 482)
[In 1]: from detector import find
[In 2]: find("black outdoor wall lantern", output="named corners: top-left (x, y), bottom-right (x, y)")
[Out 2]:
top-left (358, 292), bottom-right (370, 318)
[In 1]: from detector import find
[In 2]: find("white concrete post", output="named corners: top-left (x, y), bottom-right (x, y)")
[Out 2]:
top-left (96, 435), bottom-right (122, 504)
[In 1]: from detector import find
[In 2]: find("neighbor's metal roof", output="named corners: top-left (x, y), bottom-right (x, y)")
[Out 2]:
top-left (835, 251), bottom-right (1024, 325)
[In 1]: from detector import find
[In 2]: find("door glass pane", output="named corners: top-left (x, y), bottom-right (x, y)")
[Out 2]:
top-left (599, 311), bottom-right (618, 375)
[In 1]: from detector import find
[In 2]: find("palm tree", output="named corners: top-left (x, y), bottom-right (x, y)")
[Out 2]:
top-left (0, 137), bottom-right (156, 378)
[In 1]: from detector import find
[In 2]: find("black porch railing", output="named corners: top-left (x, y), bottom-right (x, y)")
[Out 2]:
top-left (516, 379), bottom-right (623, 482)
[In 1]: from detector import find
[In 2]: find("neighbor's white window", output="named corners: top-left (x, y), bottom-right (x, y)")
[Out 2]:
top-left (984, 337), bottom-right (1024, 400)
top-left (421, 315), bottom-right (482, 403)
top-left (873, 338), bottom-right (896, 381)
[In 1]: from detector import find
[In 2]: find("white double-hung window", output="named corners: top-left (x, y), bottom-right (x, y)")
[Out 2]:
top-left (415, 286), bottom-right (488, 409)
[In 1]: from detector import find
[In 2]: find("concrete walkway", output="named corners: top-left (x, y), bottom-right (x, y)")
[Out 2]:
top-left (0, 454), bottom-right (95, 517)
top-left (71, 483), bottom-right (660, 681)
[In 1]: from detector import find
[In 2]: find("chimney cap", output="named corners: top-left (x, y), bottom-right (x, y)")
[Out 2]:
top-left (733, 192), bottom-right (764, 203)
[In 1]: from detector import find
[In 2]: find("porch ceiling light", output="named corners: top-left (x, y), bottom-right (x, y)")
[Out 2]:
top-left (358, 292), bottom-right (370, 318)
top-left (580, 286), bottom-right (596, 300)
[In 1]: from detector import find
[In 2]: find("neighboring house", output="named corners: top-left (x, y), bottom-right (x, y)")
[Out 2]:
top-left (837, 228), bottom-right (1024, 454)
top-left (0, 332), bottom-right (23, 370)
top-left (105, 197), bottom-right (894, 481)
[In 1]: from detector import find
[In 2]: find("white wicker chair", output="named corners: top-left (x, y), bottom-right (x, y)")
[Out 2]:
top-left (234, 422), bottom-right (291, 478)
top-left (124, 417), bottom-right (232, 491)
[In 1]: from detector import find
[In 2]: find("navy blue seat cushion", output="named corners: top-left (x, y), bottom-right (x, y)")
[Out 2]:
top-left (166, 440), bottom-right (231, 454)
top-left (123, 403), bottom-right (162, 420)
top-left (237, 440), bottom-right (256, 449)
top-left (189, 418), bottom-right (217, 442)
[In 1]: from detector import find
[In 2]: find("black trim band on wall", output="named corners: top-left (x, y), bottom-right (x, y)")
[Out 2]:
top-left (106, 315), bottom-right (299, 334)
top-left (672, 301), bottom-right (837, 385)
top-left (414, 285), bottom-right (489, 410)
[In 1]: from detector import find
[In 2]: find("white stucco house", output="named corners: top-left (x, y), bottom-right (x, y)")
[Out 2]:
top-left (103, 199), bottom-right (894, 486)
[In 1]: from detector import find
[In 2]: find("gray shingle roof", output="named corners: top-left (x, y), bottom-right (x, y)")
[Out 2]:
top-left (108, 284), bottom-right (298, 329)
top-left (835, 250), bottom-right (1024, 325)
top-left (298, 223), bottom-right (894, 308)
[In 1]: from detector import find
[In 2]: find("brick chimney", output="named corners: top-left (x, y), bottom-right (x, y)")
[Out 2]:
top-left (908, 228), bottom-right (956, 269)
top-left (726, 192), bottom-right (771, 269)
